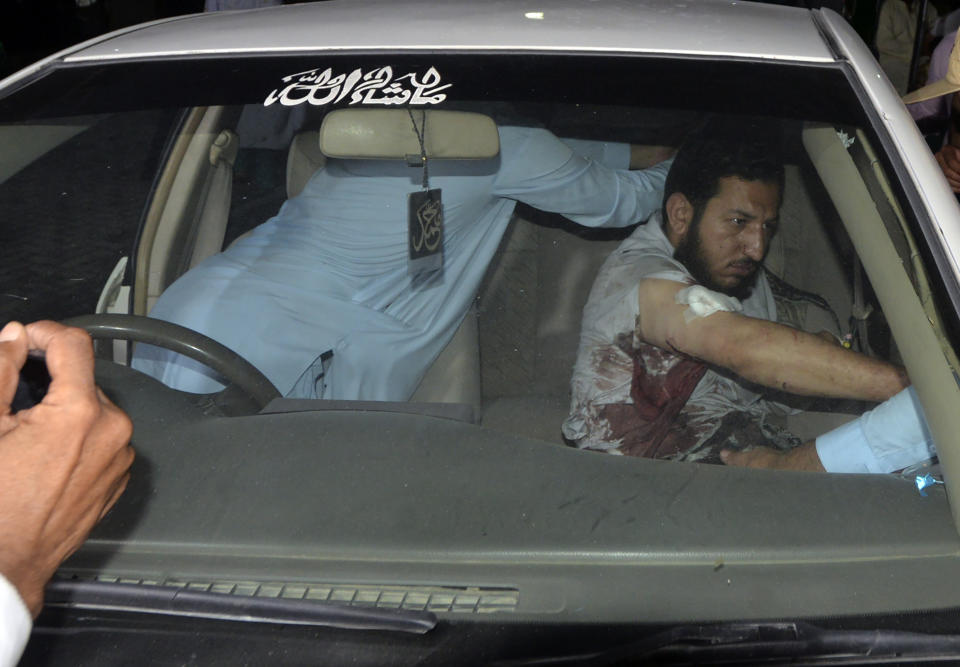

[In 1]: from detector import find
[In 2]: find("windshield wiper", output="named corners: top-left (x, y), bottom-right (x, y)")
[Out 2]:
top-left (45, 580), bottom-right (436, 635)
top-left (493, 621), bottom-right (960, 665)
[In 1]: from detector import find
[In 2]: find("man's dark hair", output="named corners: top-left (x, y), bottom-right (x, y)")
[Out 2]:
top-left (661, 117), bottom-right (785, 228)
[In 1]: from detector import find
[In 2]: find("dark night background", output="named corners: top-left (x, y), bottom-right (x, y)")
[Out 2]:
top-left (0, 0), bottom-right (328, 79)
top-left (0, 0), bottom-right (954, 82)
top-left (0, 1), bottom-right (206, 77)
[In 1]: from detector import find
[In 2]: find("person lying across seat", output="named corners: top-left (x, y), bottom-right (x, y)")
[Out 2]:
top-left (134, 112), bottom-right (674, 402)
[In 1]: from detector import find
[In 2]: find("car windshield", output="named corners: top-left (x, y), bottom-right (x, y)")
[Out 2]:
top-left (0, 53), bottom-right (931, 418)
top-left (4, 35), bottom-right (960, 639)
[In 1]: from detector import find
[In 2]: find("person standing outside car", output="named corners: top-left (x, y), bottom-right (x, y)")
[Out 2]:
top-left (904, 30), bottom-right (960, 194)
top-left (875, 0), bottom-right (938, 94)
top-left (0, 321), bottom-right (134, 667)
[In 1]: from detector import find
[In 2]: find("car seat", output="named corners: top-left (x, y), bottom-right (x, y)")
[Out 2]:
top-left (136, 106), bottom-right (241, 315)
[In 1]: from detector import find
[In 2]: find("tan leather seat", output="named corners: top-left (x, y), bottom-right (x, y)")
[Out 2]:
top-left (137, 106), bottom-right (240, 315)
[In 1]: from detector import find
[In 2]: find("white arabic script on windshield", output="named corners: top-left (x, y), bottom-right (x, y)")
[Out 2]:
top-left (264, 66), bottom-right (451, 107)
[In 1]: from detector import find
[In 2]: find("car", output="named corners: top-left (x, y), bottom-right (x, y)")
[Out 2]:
top-left (4, 0), bottom-right (960, 663)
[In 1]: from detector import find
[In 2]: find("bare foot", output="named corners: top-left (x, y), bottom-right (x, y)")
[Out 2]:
top-left (719, 441), bottom-right (825, 472)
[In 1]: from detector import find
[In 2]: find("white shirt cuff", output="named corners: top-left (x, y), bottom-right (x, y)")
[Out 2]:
top-left (815, 387), bottom-right (936, 474)
top-left (0, 574), bottom-right (31, 667)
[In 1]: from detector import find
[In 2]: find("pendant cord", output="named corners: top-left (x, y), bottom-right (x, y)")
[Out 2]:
top-left (407, 108), bottom-right (429, 190)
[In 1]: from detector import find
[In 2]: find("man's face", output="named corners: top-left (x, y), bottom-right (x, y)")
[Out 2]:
top-left (673, 176), bottom-right (781, 299)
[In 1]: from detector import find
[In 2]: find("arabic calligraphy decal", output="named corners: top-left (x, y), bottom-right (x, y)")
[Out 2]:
top-left (412, 195), bottom-right (442, 253)
top-left (264, 66), bottom-right (451, 107)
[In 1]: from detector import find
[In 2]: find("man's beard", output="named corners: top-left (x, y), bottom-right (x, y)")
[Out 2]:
top-left (673, 224), bottom-right (759, 301)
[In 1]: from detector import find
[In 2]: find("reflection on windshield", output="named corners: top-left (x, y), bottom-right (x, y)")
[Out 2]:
top-left (0, 57), bottom-right (931, 479)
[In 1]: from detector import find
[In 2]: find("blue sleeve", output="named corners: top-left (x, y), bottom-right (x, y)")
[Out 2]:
top-left (815, 386), bottom-right (937, 473)
top-left (492, 126), bottom-right (670, 228)
top-left (557, 137), bottom-right (631, 169)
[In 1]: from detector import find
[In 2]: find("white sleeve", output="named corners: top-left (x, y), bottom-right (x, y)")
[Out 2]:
top-left (0, 574), bottom-right (31, 667)
top-left (493, 126), bottom-right (670, 229)
top-left (815, 386), bottom-right (937, 474)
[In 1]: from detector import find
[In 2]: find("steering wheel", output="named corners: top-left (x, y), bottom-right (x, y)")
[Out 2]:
top-left (63, 314), bottom-right (281, 410)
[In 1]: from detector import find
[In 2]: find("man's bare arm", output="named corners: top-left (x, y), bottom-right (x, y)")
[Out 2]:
top-left (636, 278), bottom-right (907, 402)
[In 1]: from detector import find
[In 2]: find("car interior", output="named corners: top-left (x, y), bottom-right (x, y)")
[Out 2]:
top-left (114, 102), bottom-right (910, 449)
top-left (6, 52), bottom-right (960, 636)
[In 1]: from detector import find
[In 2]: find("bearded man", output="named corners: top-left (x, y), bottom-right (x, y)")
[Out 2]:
top-left (563, 119), bottom-right (933, 473)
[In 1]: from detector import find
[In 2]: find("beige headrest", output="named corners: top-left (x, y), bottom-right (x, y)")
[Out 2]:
top-left (319, 109), bottom-right (500, 160)
top-left (286, 131), bottom-right (326, 199)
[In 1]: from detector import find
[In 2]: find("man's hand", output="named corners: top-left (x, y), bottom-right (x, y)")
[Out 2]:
top-left (720, 441), bottom-right (825, 472)
top-left (0, 321), bottom-right (134, 617)
top-left (935, 144), bottom-right (960, 192)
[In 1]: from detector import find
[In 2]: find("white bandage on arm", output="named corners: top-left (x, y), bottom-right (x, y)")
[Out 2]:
top-left (674, 285), bottom-right (743, 323)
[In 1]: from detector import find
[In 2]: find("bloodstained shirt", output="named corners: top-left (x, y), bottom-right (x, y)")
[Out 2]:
top-left (562, 212), bottom-right (800, 462)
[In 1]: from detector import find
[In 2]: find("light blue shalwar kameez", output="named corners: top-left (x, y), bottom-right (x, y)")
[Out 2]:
top-left (132, 126), bottom-right (670, 401)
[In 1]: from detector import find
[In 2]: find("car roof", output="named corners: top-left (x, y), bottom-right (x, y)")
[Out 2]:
top-left (63, 0), bottom-right (835, 64)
